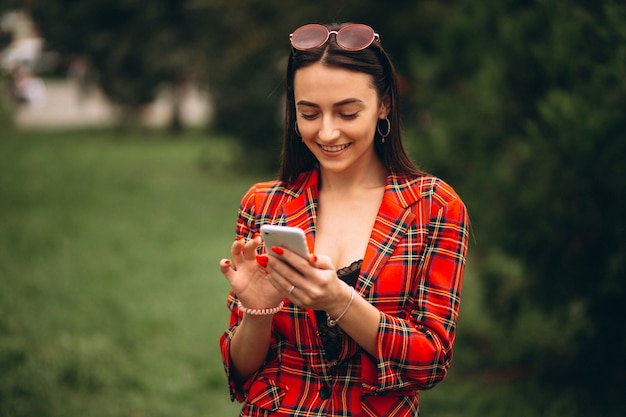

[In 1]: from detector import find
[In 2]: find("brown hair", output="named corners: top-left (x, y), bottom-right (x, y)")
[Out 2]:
top-left (279, 22), bottom-right (425, 183)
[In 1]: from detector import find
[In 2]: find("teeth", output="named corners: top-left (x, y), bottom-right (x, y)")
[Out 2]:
top-left (321, 144), bottom-right (350, 152)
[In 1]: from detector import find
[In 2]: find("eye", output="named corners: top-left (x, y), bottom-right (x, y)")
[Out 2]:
top-left (340, 112), bottom-right (359, 120)
top-left (300, 113), bottom-right (319, 121)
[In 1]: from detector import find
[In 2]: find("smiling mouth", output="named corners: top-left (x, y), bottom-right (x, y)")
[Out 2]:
top-left (319, 143), bottom-right (351, 153)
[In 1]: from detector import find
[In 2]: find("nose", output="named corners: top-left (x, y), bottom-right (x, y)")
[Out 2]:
top-left (318, 116), bottom-right (340, 142)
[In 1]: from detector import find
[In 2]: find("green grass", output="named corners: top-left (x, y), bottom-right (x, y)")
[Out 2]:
top-left (0, 129), bottom-right (617, 416)
top-left (0, 130), bottom-right (246, 416)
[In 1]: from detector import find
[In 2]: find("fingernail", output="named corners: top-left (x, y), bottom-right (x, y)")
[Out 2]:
top-left (271, 246), bottom-right (284, 255)
top-left (224, 259), bottom-right (231, 266)
top-left (256, 254), bottom-right (268, 268)
top-left (312, 254), bottom-right (318, 262)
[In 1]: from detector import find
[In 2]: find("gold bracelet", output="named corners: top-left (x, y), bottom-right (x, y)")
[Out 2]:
top-left (326, 287), bottom-right (355, 327)
top-left (237, 300), bottom-right (284, 316)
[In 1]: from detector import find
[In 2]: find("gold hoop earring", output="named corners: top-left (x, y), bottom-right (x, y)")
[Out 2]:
top-left (377, 118), bottom-right (391, 143)
top-left (294, 122), bottom-right (301, 137)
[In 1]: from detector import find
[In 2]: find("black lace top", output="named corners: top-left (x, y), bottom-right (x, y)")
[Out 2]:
top-left (314, 259), bottom-right (362, 362)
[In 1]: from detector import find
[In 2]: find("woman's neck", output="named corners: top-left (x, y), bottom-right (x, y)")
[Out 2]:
top-left (318, 159), bottom-right (387, 195)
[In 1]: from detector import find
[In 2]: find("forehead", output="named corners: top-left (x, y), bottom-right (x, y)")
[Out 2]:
top-left (293, 63), bottom-right (378, 103)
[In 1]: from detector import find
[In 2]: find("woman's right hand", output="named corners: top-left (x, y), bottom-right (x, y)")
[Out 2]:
top-left (219, 234), bottom-right (284, 309)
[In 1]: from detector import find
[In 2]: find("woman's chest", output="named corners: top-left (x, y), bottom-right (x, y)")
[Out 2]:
top-left (314, 193), bottom-right (382, 269)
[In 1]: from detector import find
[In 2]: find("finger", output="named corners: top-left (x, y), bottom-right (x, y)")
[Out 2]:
top-left (219, 259), bottom-right (235, 280)
top-left (309, 253), bottom-right (335, 270)
top-left (256, 254), bottom-right (269, 268)
top-left (267, 271), bottom-right (295, 296)
top-left (265, 262), bottom-right (293, 291)
top-left (267, 252), bottom-right (306, 283)
top-left (231, 238), bottom-right (245, 259)
top-left (242, 233), bottom-right (262, 260)
top-left (270, 246), bottom-right (309, 269)
top-left (266, 257), bottom-right (293, 284)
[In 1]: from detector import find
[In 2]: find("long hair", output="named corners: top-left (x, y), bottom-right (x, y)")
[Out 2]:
top-left (279, 22), bottom-right (425, 183)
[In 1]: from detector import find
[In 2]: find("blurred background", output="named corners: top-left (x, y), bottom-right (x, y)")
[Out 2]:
top-left (1, 0), bottom-right (624, 416)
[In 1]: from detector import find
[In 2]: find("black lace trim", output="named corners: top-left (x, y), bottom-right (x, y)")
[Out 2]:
top-left (337, 259), bottom-right (361, 286)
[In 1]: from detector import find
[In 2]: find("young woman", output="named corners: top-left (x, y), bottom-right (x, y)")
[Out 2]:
top-left (219, 23), bottom-right (469, 416)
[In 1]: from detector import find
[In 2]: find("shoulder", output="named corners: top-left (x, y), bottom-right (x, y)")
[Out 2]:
top-left (240, 171), bottom-right (317, 208)
top-left (388, 173), bottom-right (464, 209)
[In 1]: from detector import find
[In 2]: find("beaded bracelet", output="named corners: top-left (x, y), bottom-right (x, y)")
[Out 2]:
top-left (326, 287), bottom-right (356, 327)
top-left (237, 300), bottom-right (284, 316)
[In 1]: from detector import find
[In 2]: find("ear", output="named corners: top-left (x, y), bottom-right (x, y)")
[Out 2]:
top-left (378, 94), bottom-right (391, 119)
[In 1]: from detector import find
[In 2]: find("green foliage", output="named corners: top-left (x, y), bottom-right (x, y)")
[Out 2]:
top-left (405, 0), bottom-right (626, 389)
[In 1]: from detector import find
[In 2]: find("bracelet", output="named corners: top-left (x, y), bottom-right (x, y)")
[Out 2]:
top-left (237, 300), bottom-right (284, 316)
top-left (326, 287), bottom-right (355, 327)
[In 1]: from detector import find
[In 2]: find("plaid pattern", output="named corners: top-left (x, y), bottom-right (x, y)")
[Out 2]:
top-left (220, 170), bottom-right (469, 416)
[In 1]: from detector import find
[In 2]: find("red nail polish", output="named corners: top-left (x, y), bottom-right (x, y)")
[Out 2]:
top-left (312, 254), bottom-right (318, 262)
top-left (271, 246), bottom-right (284, 255)
top-left (256, 255), bottom-right (268, 268)
top-left (224, 259), bottom-right (231, 266)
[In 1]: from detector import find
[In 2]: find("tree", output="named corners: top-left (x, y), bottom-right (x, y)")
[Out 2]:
top-left (406, 0), bottom-right (626, 395)
top-left (29, 0), bottom-right (210, 131)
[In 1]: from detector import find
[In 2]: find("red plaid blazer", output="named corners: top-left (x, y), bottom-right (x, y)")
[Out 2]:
top-left (220, 170), bottom-right (469, 417)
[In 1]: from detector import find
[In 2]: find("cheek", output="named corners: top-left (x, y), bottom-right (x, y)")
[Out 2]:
top-left (355, 120), bottom-right (380, 142)
top-left (297, 120), bottom-right (317, 141)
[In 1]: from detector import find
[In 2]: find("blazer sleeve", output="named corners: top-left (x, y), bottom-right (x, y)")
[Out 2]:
top-left (364, 182), bottom-right (469, 393)
top-left (219, 184), bottom-right (261, 402)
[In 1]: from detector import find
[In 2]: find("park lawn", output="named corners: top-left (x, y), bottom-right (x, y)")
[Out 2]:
top-left (0, 129), bottom-right (246, 416)
top-left (0, 129), bottom-right (606, 417)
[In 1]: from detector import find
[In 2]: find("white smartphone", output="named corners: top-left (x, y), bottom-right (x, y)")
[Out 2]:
top-left (260, 225), bottom-right (310, 259)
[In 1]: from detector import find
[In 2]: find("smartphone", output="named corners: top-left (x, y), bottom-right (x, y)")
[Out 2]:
top-left (260, 225), bottom-right (310, 259)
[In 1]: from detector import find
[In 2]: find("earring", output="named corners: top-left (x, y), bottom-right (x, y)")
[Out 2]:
top-left (294, 122), bottom-right (301, 137)
top-left (377, 118), bottom-right (391, 143)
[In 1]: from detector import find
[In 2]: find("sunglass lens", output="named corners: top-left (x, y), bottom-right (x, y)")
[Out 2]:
top-left (337, 24), bottom-right (375, 51)
top-left (291, 24), bottom-right (329, 50)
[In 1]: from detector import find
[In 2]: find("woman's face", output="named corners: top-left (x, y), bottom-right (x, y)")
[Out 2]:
top-left (293, 62), bottom-right (389, 175)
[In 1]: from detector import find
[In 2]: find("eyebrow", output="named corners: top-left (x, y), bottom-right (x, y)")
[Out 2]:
top-left (296, 98), bottom-right (364, 108)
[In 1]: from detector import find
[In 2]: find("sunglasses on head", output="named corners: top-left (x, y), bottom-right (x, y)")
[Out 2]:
top-left (289, 23), bottom-right (380, 51)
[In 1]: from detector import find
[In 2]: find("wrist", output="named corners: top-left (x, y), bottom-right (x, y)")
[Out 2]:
top-left (237, 299), bottom-right (284, 316)
top-left (326, 286), bottom-right (356, 327)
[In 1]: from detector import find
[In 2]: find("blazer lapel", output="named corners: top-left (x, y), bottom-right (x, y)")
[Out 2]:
top-left (280, 171), bottom-right (321, 333)
top-left (358, 174), bottom-right (420, 299)
top-left (282, 170), bottom-right (319, 256)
